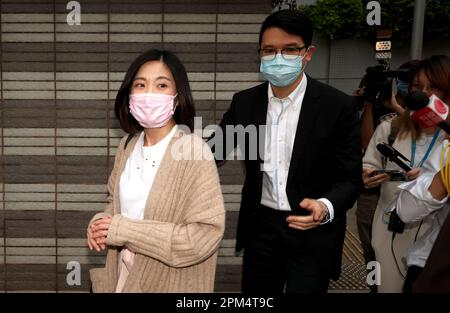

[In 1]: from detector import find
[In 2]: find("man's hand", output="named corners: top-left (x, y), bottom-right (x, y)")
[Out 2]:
top-left (87, 216), bottom-right (112, 252)
top-left (286, 198), bottom-right (328, 230)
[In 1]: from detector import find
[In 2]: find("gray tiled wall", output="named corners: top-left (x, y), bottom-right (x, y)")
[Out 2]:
top-left (0, 0), bottom-right (271, 292)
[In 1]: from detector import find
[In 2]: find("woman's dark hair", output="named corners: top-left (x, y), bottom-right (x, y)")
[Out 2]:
top-left (419, 55), bottom-right (450, 102)
top-left (259, 9), bottom-right (313, 47)
top-left (397, 55), bottom-right (450, 140)
top-left (115, 49), bottom-right (195, 134)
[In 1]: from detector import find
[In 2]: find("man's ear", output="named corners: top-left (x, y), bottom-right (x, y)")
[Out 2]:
top-left (304, 45), bottom-right (315, 62)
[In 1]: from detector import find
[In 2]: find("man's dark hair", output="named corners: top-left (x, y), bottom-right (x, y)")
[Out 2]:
top-left (258, 9), bottom-right (313, 47)
top-left (115, 49), bottom-right (195, 135)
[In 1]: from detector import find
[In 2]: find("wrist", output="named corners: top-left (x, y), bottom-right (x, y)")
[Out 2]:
top-left (105, 214), bottom-right (122, 246)
top-left (318, 201), bottom-right (331, 224)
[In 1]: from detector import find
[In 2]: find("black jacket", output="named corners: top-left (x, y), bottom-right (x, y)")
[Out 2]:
top-left (209, 76), bottom-right (362, 279)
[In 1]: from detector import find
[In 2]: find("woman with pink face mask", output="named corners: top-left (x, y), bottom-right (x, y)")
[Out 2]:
top-left (86, 49), bottom-right (225, 293)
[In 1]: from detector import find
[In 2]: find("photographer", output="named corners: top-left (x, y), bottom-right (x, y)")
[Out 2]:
top-left (358, 61), bottom-right (419, 150)
top-left (355, 61), bottom-right (419, 292)
top-left (395, 55), bottom-right (450, 293)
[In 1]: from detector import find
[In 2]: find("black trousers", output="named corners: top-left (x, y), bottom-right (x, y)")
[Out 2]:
top-left (356, 191), bottom-right (379, 293)
top-left (403, 266), bottom-right (423, 293)
top-left (242, 205), bottom-right (330, 293)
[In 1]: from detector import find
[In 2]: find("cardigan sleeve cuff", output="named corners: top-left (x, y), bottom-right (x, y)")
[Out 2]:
top-left (88, 212), bottom-right (112, 229)
top-left (106, 214), bottom-right (124, 247)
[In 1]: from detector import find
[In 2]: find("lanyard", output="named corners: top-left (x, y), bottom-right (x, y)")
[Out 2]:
top-left (410, 130), bottom-right (440, 168)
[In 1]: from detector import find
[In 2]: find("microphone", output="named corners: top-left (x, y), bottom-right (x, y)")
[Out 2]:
top-left (405, 90), bottom-right (429, 111)
top-left (376, 143), bottom-right (412, 172)
top-left (406, 91), bottom-right (450, 134)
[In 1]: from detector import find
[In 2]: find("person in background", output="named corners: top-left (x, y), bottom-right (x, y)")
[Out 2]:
top-left (355, 60), bottom-right (419, 292)
top-left (395, 55), bottom-right (450, 293)
top-left (363, 56), bottom-right (450, 292)
top-left (358, 61), bottom-right (420, 151)
top-left (86, 49), bottom-right (225, 293)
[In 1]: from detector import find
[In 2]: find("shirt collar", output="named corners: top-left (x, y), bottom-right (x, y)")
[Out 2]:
top-left (267, 73), bottom-right (307, 110)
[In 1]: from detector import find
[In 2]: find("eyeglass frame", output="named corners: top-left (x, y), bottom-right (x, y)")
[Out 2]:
top-left (258, 45), bottom-right (309, 61)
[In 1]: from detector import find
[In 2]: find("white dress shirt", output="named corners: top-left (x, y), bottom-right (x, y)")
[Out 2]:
top-left (260, 74), bottom-right (334, 221)
top-left (119, 125), bottom-right (177, 220)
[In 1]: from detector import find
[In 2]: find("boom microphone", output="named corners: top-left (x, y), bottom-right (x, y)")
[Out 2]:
top-left (376, 143), bottom-right (412, 172)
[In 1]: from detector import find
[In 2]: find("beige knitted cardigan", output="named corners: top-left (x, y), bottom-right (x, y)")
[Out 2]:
top-left (88, 129), bottom-right (225, 293)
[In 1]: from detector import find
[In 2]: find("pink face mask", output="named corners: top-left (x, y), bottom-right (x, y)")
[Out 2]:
top-left (129, 92), bottom-right (178, 128)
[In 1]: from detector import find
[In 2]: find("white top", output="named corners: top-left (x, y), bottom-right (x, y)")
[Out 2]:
top-left (119, 125), bottom-right (178, 220)
top-left (364, 120), bottom-right (446, 220)
top-left (397, 138), bottom-right (450, 267)
top-left (260, 74), bottom-right (334, 220)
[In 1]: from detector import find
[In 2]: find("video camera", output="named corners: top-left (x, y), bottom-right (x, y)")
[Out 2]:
top-left (359, 30), bottom-right (413, 106)
top-left (363, 66), bottom-right (411, 104)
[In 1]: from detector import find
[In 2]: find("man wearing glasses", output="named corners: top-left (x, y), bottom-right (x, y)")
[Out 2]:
top-left (209, 10), bottom-right (362, 293)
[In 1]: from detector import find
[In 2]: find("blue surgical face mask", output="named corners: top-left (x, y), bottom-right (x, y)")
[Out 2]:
top-left (397, 79), bottom-right (409, 96)
top-left (260, 52), bottom-right (306, 87)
